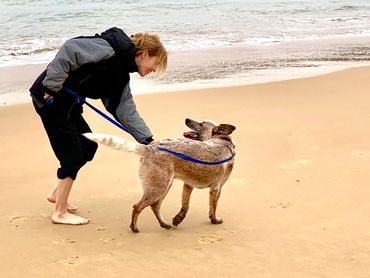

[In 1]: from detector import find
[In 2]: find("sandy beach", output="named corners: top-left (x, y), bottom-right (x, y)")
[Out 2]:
top-left (1, 65), bottom-right (370, 277)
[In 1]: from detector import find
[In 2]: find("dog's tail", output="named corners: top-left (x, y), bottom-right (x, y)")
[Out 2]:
top-left (83, 133), bottom-right (147, 156)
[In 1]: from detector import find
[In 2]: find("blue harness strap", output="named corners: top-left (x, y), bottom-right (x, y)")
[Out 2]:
top-left (62, 87), bottom-right (235, 165)
top-left (157, 147), bottom-right (235, 165)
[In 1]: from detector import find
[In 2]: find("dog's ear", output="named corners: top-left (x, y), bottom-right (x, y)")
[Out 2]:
top-left (212, 124), bottom-right (236, 136)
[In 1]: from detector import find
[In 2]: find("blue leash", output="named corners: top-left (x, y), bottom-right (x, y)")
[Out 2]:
top-left (63, 87), bottom-right (132, 134)
top-left (60, 87), bottom-right (235, 165)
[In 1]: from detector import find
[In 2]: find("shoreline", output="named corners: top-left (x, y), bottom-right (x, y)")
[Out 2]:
top-left (1, 60), bottom-right (370, 107)
top-left (1, 33), bottom-right (370, 107)
top-left (131, 61), bottom-right (370, 95)
top-left (2, 32), bottom-right (370, 68)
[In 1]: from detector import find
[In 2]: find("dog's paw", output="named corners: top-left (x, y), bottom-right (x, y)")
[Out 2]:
top-left (160, 222), bottom-right (173, 230)
top-left (130, 224), bottom-right (140, 233)
top-left (172, 215), bottom-right (184, 227)
top-left (210, 217), bottom-right (223, 224)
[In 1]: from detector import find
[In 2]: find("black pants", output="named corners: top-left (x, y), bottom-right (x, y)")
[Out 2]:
top-left (33, 98), bottom-right (98, 180)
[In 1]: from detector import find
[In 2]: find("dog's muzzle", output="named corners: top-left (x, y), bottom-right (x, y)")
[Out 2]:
top-left (183, 131), bottom-right (199, 140)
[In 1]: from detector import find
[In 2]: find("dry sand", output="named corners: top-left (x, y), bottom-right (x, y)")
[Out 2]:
top-left (1, 66), bottom-right (370, 277)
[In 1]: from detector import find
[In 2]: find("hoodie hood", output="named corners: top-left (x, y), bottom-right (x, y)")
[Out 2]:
top-left (100, 27), bottom-right (138, 73)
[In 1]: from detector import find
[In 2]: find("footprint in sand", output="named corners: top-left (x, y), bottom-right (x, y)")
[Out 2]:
top-left (101, 237), bottom-right (116, 243)
top-left (198, 235), bottom-right (223, 244)
top-left (59, 256), bottom-right (81, 266)
top-left (52, 238), bottom-right (77, 246)
top-left (9, 216), bottom-right (25, 230)
top-left (96, 225), bottom-right (106, 231)
top-left (271, 202), bottom-right (293, 209)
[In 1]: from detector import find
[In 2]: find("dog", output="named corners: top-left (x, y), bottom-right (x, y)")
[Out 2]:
top-left (84, 118), bottom-right (236, 232)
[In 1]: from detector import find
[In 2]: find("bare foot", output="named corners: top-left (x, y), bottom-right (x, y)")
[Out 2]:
top-left (47, 195), bottom-right (78, 212)
top-left (51, 212), bottom-right (90, 225)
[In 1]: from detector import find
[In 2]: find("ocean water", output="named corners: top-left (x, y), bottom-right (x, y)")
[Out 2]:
top-left (1, 0), bottom-right (370, 102)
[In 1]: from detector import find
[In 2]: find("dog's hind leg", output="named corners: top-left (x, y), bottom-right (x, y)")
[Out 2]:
top-left (209, 186), bottom-right (223, 224)
top-left (151, 196), bottom-right (173, 230)
top-left (130, 190), bottom-right (164, 233)
top-left (130, 198), bottom-right (152, 233)
top-left (130, 192), bottom-right (165, 233)
top-left (172, 183), bottom-right (193, 227)
top-left (150, 179), bottom-right (174, 230)
top-left (130, 166), bottom-right (174, 232)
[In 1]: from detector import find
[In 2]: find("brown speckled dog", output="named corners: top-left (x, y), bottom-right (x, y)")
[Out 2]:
top-left (84, 118), bottom-right (236, 232)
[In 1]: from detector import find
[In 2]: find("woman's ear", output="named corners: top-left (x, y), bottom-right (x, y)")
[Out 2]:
top-left (141, 50), bottom-right (149, 59)
top-left (136, 50), bottom-right (147, 60)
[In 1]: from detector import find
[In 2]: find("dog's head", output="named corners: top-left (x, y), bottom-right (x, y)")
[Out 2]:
top-left (183, 118), bottom-right (236, 141)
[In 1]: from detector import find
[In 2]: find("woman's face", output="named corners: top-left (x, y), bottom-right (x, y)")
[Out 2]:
top-left (135, 50), bottom-right (158, 77)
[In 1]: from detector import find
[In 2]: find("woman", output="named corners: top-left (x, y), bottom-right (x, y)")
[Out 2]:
top-left (30, 27), bottom-right (167, 225)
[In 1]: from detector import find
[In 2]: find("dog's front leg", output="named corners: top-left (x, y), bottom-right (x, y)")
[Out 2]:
top-left (172, 184), bottom-right (193, 227)
top-left (209, 187), bottom-right (223, 224)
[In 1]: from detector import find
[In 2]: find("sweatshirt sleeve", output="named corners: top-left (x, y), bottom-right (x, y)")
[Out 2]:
top-left (42, 37), bottom-right (115, 93)
top-left (101, 83), bottom-right (153, 144)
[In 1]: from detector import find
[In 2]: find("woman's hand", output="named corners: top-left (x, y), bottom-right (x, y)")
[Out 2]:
top-left (44, 93), bottom-right (54, 104)
top-left (44, 93), bottom-right (54, 100)
top-left (149, 140), bottom-right (160, 146)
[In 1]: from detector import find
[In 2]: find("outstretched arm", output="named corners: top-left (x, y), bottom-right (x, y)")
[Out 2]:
top-left (102, 83), bottom-right (154, 144)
